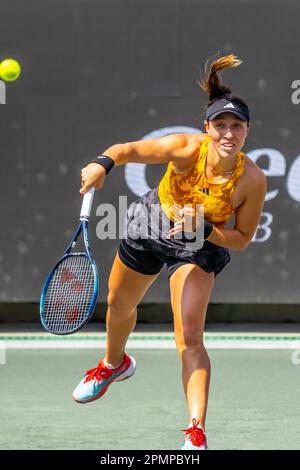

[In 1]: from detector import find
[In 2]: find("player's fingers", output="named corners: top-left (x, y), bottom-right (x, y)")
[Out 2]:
top-left (168, 229), bottom-right (179, 237)
top-left (80, 174), bottom-right (87, 186)
top-left (174, 219), bottom-right (185, 228)
top-left (168, 223), bottom-right (183, 235)
top-left (80, 183), bottom-right (91, 195)
top-left (179, 207), bottom-right (194, 216)
top-left (81, 167), bottom-right (89, 177)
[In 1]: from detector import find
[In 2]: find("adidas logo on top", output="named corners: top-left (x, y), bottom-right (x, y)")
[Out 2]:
top-left (223, 103), bottom-right (235, 109)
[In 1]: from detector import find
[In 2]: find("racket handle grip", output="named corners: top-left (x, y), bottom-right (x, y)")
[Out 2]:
top-left (80, 188), bottom-right (95, 219)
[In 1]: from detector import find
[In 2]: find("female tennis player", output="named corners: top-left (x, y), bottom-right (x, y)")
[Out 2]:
top-left (72, 54), bottom-right (267, 450)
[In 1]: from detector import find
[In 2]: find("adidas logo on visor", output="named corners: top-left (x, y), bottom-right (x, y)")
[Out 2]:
top-left (223, 103), bottom-right (235, 109)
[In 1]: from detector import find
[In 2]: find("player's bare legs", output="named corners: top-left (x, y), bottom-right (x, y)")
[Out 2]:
top-left (72, 251), bottom-right (160, 403)
top-left (105, 251), bottom-right (160, 366)
top-left (169, 263), bottom-right (214, 430)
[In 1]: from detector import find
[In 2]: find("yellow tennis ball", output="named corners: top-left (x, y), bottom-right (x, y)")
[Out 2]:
top-left (0, 59), bottom-right (21, 82)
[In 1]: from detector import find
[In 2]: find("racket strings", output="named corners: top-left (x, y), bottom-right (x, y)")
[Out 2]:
top-left (43, 254), bottom-right (96, 333)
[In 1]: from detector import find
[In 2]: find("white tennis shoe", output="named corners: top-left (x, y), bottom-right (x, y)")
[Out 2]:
top-left (72, 353), bottom-right (136, 403)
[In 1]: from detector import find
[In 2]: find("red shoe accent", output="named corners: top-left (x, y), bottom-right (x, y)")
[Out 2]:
top-left (182, 419), bottom-right (207, 448)
top-left (83, 355), bottom-right (126, 384)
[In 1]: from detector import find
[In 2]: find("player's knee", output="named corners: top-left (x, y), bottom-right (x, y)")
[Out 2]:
top-left (176, 326), bottom-right (205, 354)
top-left (107, 292), bottom-right (136, 319)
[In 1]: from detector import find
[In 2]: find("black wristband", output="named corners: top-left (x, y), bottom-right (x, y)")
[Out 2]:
top-left (204, 220), bottom-right (214, 240)
top-left (181, 219), bottom-right (214, 243)
top-left (92, 155), bottom-right (115, 174)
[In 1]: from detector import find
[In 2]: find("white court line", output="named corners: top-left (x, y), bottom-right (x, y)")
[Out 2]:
top-left (3, 340), bottom-right (300, 349)
top-left (0, 340), bottom-right (6, 363)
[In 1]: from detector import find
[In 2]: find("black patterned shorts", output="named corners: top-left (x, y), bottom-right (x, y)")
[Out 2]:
top-left (118, 187), bottom-right (230, 281)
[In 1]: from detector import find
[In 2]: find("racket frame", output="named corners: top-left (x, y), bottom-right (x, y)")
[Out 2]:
top-left (40, 189), bottom-right (99, 335)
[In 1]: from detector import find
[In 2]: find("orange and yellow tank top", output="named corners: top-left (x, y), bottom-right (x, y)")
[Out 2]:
top-left (157, 136), bottom-right (245, 226)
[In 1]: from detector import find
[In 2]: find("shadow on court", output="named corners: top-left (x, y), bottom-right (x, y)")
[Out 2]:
top-left (0, 348), bottom-right (300, 450)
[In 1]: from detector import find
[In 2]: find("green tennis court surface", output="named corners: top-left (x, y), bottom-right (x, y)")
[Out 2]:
top-left (1, 348), bottom-right (300, 450)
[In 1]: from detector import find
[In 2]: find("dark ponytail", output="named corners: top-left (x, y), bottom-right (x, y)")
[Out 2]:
top-left (199, 54), bottom-right (248, 111)
top-left (199, 54), bottom-right (241, 99)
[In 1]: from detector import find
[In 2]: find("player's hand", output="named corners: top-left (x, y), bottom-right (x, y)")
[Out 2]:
top-left (80, 163), bottom-right (106, 194)
top-left (168, 206), bottom-right (202, 237)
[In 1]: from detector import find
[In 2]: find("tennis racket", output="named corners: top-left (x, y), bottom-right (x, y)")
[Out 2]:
top-left (40, 188), bottom-right (99, 335)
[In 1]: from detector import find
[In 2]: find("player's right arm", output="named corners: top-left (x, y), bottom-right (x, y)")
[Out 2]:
top-left (104, 133), bottom-right (205, 166)
top-left (80, 133), bottom-right (206, 194)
